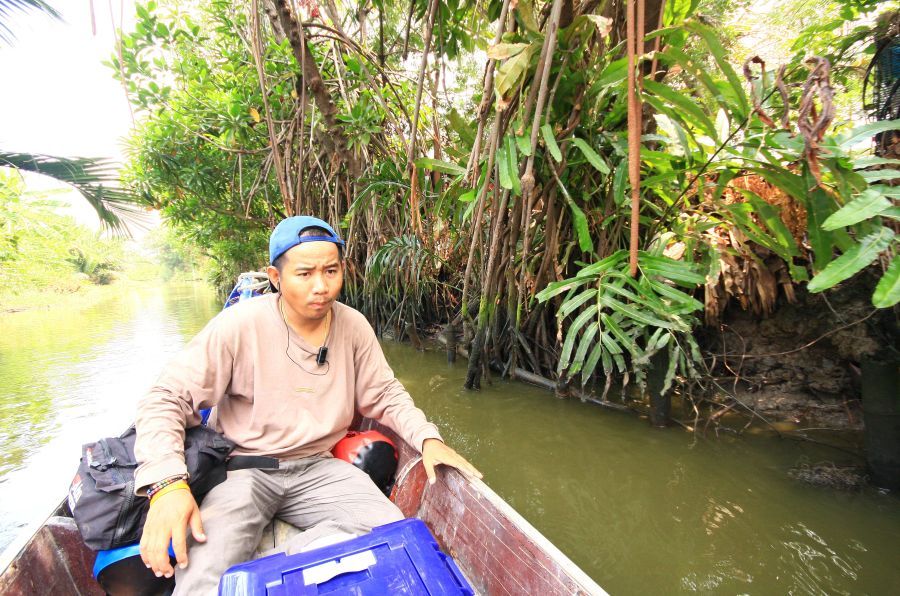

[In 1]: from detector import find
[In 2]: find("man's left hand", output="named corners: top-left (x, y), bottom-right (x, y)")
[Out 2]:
top-left (422, 438), bottom-right (482, 485)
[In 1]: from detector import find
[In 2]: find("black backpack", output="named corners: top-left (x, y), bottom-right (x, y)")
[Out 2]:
top-left (68, 425), bottom-right (235, 550)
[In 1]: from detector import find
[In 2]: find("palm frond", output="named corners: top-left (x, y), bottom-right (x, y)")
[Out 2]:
top-left (0, 152), bottom-right (150, 236)
top-left (0, 0), bottom-right (61, 44)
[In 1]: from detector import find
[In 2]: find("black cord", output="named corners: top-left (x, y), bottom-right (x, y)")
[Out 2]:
top-left (280, 299), bottom-right (331, 376)
top-left (284, 338), bottom-right (330, 376)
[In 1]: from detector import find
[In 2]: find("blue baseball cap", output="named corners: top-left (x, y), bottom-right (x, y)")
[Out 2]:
top-left (269, 216), bottom-right (345, 264)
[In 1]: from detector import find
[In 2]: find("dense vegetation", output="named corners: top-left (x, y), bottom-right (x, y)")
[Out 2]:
top-left (0, 168), bottom-right (208, 309)
top-left (104, 0), bottom-right (897, 418)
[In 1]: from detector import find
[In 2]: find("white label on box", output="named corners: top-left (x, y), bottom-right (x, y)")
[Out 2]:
top-left (302, 550), bottom-right (378, 586)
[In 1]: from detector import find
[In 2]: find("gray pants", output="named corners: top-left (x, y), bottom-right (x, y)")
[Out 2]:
top-left (173, 455), bottom-right (404, 595)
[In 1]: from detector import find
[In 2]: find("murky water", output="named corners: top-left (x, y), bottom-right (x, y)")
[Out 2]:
top-left (1, 284), bottom-right (898, 594)
top-left (0, 283), bottom-right (218, 553)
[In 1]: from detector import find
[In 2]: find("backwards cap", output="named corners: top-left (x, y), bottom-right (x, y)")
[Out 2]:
top-left (269, 216), bottom-right (345, 264)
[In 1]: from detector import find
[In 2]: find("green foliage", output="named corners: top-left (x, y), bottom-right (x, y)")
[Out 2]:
top-left (144, 224), bottom-right (210, 281)
top-left (114, 0), bottom-right (898, 401)
top-left (0, 153), bottom-right (147, 235)
top-left (0, 169), bottom-right (129, 299)
top-left (537, 251), bottom-right (704, 392)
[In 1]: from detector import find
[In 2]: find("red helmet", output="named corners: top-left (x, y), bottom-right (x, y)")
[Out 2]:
top-left (332, 431), bottom-right (398, 495)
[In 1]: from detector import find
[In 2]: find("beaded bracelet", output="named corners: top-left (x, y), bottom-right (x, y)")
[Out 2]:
top-left (147, 474), bottom-right (189, 500)
top-left (149, 480), bottom-right (190, 506)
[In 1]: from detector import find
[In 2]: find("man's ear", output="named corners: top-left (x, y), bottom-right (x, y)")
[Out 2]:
top-left (266, 265), bottom-right (280, 291)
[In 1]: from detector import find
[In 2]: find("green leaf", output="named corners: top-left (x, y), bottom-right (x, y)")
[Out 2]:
top-left (567, 200), bottom-right (593, 253)
top-left (583, 337), bottom-right (606, 380)
top-left (739, 190), bottom-right (800, 256)
top-left (638, 253), bottom-right (706, 285)
top-left (515, 133), bottom-right (533, 157)
top-left (660, 47), bottom-right (734, 117)
top-left (541, 124), bottom-right (562, 162)
top-left (612, 161), bottom-right (627, 205)
top-left (807, 188), bottom-right (837, 271)
top-left (414, 157), bottom-right (465, 176)
top-left (448, 109), bottom-right (475, 147)
top-left (494, 42), bottom-right (538, 97)
top-left (571, 138), bottom-right (610, 175)
top-left (822, 188), bottom-right (894, 230)
top-left (873, 257), bottom-right (900, 308)
top-left (571, 322), bottom-right (600, 375)
top-left (458, 189), bottom-right (476, 202)
top-left (838, 119), bottom-right (900, 150)
top-left (595, 57), bottom-right (628, 88)
top-left (497, 144), bottom-right (512, 190)
top-left (724, 202), bottom-right (796, 262)
top-left (853, 157), bottom-right (900, 169)
top-left (643, 79), bottom-right (717, 140)
top-left (514, 0), bottom-right (540, 32)
top-left (599, 295), bottom-right (674, 329)
top-left (600, 313), bottom-right (638, 354)
top-left (559, 305), bottom-right (599, 370)
top-left (685, 23), bottom-right (749, 116)
top-left (646, 279), bottom-right (704, 313)
top-left (871, 184), bottom-right (900, 199)
top-left (858, 169), bottom-right (900, 183)
top-left (506, 135), bottom-right (521, 196)
top-left (574, 249), bottom-right (629, 278)
top-left (808, 227), bottom-right (895, 292)
top-left (486, 42), bottom-right (529, 60)
top-left (558, 288), bottom-right (597, 319)
top-left (537, 277), bottom-right (585, 301)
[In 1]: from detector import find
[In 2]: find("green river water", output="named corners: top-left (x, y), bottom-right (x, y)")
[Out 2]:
top-left (0, 283), bottom-right (898, 594)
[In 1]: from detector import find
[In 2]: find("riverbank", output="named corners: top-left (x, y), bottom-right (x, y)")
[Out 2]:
top-left (0, 274), bottom-right (208, 314)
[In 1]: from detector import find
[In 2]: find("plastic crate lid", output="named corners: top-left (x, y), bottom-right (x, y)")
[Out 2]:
top-left (219, 518), bottom-right (474, 596)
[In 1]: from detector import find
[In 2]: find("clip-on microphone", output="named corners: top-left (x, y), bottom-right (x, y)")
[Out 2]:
top-left (316, 346), bottom-right (328, 366)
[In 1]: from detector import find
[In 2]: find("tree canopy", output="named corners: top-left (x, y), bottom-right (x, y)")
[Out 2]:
top-left (113, 0), bottom-right (898, 397)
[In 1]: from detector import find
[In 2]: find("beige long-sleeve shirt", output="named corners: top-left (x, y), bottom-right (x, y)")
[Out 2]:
top-left (134, 294), bottom-right (441, 492)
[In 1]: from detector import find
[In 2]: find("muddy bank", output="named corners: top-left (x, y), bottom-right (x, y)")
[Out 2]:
top-left (699, 270), bottom-right (898, 432)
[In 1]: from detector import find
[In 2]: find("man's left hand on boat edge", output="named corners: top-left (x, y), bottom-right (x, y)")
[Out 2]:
top-left (422, 438), bottom-right (482, 485)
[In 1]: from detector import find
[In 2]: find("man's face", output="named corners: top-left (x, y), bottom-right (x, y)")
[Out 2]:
top-left (268, 241), bottom-right (343, 324)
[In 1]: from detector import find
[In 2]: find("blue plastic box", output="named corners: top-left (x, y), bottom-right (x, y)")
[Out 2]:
top-left (218, 518), bottom-right (474, 595)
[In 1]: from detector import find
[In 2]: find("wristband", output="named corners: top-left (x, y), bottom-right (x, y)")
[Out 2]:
top-left (149, 480), bottom-right (190, 506)
top-left (147, 474), bottom-right (189, 499)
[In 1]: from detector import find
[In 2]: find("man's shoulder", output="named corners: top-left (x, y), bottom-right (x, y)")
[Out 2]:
top-left (215, 293), bottom-right (278, 330)
top-left (334, 302), bottom-right (375, 336)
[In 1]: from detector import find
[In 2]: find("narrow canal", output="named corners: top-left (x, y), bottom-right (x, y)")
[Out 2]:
top-left (1, 283), bottom-right (898, 594)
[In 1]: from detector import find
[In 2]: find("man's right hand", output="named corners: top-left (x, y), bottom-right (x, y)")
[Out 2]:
top-left (139, 488), bottom-right (206, 578)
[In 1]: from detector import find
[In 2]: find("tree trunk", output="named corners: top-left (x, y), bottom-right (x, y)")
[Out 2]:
top-left (267, 0), bottom-right (359, 177)
top-left (646, 350), bottom-right (671, 428)
top-left (862, 353), bottom-right (900, 490)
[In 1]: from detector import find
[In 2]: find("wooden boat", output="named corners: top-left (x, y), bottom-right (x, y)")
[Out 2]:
top-left (0, 278), bottom-right (605, 594)
top-left (0, 417), bottom-right (605, 595)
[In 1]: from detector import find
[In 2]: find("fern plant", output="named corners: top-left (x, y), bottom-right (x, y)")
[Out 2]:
top-left (537, 250), bottom-right (706, 395)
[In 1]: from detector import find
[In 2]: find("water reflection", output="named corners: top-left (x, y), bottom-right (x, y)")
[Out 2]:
top-left (384, 343), bottom-right (900, 595)
top-left (0, 297), bottom-right (898, 595)
top-left (0, 283), bottom-right (217, 551)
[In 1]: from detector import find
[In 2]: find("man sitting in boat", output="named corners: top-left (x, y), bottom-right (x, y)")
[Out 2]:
top-left (133, 215), bottom-right (481, 594)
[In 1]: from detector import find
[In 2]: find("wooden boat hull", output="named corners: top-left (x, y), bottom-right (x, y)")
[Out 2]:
top-left (0, 419), bottom-right (605, 595)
